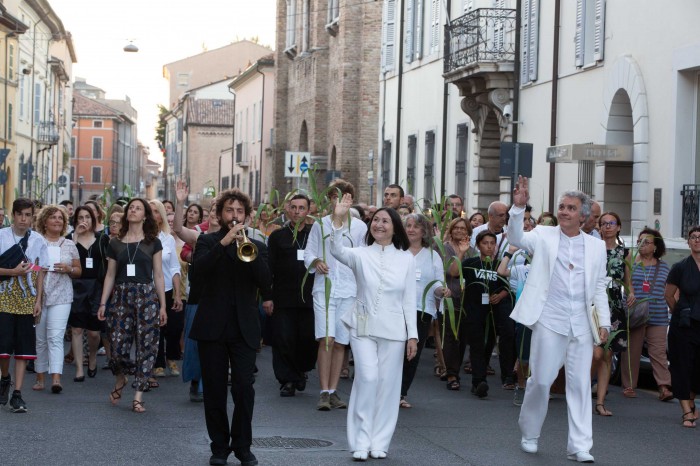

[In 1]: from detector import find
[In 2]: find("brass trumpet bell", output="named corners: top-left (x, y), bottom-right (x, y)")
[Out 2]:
top-left (232, 222), bottom-right (258, 262)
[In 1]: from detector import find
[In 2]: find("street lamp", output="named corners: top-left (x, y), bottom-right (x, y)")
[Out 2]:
top-left (78, 176), bottom-right (84, 204)
top-left (368, 149), bottom-right (374, 203)
top-left (123, 41), bottom-right (139, 53)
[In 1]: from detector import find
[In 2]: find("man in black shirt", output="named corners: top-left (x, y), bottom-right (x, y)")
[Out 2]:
top-left (264, 194), bottom-right (316, 397)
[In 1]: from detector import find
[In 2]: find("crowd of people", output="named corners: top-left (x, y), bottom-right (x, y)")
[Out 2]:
top-left (0, 175), bottom-right (698, 466)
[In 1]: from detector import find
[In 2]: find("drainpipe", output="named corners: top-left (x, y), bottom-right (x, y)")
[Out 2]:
top-left (228, 86), bottom-right (237, 193)
top-left (394, 0), bottom-right (406, 183)
top-left (549, 0), bottom-right (561, 212)
top-left (29, 13), bottom-right (48, 197)
top-left (440, 0), bottom-right (452, 197)
top-left (255, 63), bottom-right (266, 204)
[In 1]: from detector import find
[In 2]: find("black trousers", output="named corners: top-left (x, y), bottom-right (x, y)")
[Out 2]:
top-left (401, 311), bottom-right (432, 396)
top-left (465, 301), bottom-right (516, 387)
top-left (155, 290), bottom-right (185, 367)
top-left (198, 324), bottom-right (256, 456)
top-left (271, 307), bottom-right (316, 384)
top-left (668, 319), bottom-right (700, 400)
top-left (440, 308), bottom-right (469, 379)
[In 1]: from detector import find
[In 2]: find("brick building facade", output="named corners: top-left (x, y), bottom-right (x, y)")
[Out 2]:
top-left (273, 0), bottom-right (381, 202)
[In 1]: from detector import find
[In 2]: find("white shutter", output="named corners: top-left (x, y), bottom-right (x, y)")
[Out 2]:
top-left (575, 0), bottom-right (584, 67)
top-left (520, 0), bottom-right (531, 85)
top-left (383, 0), bottom-right (397, 71)
top-left (415, 0), bottom-right (423, 60)
top-left (430, 0), bottom-right (440, 53)
top-left (593, 0), bottom-right (605, 61)
top-left (528, 0), bottom-right (539, 81)
top-left (463, 0), bottom-right (473, 12)
top-left (405, 0), bottom-right (414, 63)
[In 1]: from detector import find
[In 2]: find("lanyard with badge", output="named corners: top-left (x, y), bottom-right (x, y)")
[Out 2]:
top-left (85, 240), bottom-right (95, 269)
top-left (126, 240), bottom-right (140, 277)
top-left (290, 224), bottom-right (308, 261)
top-left (479, 257), bottom-right (492, 305)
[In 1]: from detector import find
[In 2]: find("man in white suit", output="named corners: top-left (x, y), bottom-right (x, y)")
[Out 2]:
top-left (508, 177), bottom-right (610, 464)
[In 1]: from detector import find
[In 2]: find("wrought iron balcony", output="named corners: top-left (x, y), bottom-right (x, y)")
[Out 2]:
top-left (681, 184), bottom-right (700, 238)
top-left (444, 8), bottom-right (516, 76)
top-left (37, 121), bottom-right (59, 145)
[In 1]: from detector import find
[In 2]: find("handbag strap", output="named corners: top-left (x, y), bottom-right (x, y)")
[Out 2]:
top-left (647, 261), bottom-right (661, 293)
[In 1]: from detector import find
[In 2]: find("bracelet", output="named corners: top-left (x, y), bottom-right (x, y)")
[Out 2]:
top-left (503, 252), bottom-right (513, 259)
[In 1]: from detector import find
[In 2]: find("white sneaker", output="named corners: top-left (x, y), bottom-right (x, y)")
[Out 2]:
top-left (370, 450), bottom-right (387, 459)
top-left (352, 451), bottom-right (368, 461)
top-left (520, 437), bottom-right (538, 454)
top-left (567, 451), bottom-right (595, 463)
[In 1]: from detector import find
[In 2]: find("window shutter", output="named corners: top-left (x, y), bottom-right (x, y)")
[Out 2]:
top-left (383, 0), bottom-right (397, 71)
top-left (528, 0), bottom-right (539, 81)
top-left (405, 0), bottom-right (414, 63)
top-left (430, 0), bottom-right (440, 53)
top-left (520, 0), bottom-right (531, 85)
top-left (593, 0), bottom-right (605, 61)
top-left (463, 0), bottom-right (473, 12)
top-left (575, 0), bottom-right (584, 67)
top-left (415, 0), bottom-right (423, 60)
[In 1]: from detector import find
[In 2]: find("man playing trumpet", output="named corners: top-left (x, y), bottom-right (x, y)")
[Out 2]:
top-left (189, 189), bottom-right (273, 466)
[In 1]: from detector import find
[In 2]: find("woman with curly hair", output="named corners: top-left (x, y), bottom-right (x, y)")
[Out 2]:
top-left (98, 198), bottom-right (167, 413)
top-left (33, 205), bottom-right (81, 393)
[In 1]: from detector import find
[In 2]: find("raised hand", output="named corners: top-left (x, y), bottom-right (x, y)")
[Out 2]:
top-left (513, 176), bottom-right (530, 208)
top-left (332, 193), bottom-right (353, 227)
top-left (175, 179), bottom-right (189, 204)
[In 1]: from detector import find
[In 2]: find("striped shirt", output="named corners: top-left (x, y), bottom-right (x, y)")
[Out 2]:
top-left (631, 260), bottom-right (670, 326)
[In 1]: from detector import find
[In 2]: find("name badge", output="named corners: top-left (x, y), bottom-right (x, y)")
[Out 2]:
top-left (482, 293), bottom-right (490, 305)
top-left (642, 281), bottom-right (650, 293)
top-left (127, 264), bottom-right (136, 277)
top-left (297, 249), bottom-right (304, 261)
top-left (85, 258), bottom-right (94, 269)
top-left (415, 269), bottom-right (421, 281)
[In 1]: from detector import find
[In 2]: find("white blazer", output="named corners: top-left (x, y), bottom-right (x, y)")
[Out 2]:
top-left (506, 206), bottom-right (611, 342)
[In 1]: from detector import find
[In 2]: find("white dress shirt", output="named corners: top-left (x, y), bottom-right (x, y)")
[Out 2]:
top-left (471, 222), bottom-right (509, 259)
top-left (413, 248), bottom-right (444, 319)
top-left (330, 229), bottom-right (418, 342)
top-left (158, 231), bottom-right (181, 292)
top-left (304, 215), bottom-right (367, 299)
top-left (539, 232), bottom-right (590, 337)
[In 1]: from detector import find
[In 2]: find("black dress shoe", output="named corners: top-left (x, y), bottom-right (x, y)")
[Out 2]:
top-left (295, 377), bottom-right (306, 392)
top-left (87, 368), bottom-right (97, 378)
top-left (280, 382), bottom-right (295, 397)
top-left (209, 455), bottom-right (228, 465)
top-left (73, 376), bottom-right (85, 382)
top-left (233, 449), bottom-right (258, 466)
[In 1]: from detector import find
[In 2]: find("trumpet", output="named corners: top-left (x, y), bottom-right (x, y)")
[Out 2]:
top-left (231, 221), bottom-right (258, 262)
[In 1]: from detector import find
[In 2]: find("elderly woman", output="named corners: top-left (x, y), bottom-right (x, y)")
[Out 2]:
top-left (665, 226), bottom-right (700, 427)
top-left (330, 194), bottom-right (417, 461)
top-left (621, 228), bottom-right (672, 401)
top-left (149, 199), bottom-right (183, 380)
top-left (67, 206), bottom-right (109, 381)
top-left (33, 206), bottom-right (81, 393)
top-left (399, 213), bottom-right (449, 408)
top-left (98, 198), bottom-right (167, 413)
top-left (439, 217), bottom-right (477, 390)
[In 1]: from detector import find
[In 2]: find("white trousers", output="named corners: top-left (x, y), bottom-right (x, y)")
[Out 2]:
top-left (347, 333), bottom-right (405, 453)
top-left (519, 323), bottom-right (594, 454)
top-left (35, 303), bottom-right (71, 374)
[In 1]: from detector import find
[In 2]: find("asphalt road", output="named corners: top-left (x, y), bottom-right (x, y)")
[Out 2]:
top-left (0, 344), bottom-right (696, 465)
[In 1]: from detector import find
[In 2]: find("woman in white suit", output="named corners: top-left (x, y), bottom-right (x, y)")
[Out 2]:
top-left (330, 193), bottom-right (418, 461)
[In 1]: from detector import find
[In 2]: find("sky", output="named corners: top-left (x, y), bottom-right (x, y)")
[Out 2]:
top-left (50, 0), bottom-right (277, 168)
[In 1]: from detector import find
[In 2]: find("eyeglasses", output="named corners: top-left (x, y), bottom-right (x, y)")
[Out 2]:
top-left (689, 235), bottom-right (700, 242)
top-left (637, 239), bottom-right (652, 246)
top-left (108, 220), bottom-right (120, 226)
top-left (600, 221), bottom-right (618, 228)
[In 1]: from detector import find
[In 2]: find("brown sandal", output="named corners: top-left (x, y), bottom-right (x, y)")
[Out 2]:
top-left (110, 377), bottom-right (128, 406)
top-left (682, 411), bottom-right (696, 428)
top-left (594, 403), bottom-right (612, 416)
top-left (658, 386), bottom-right (673, 402)
top-left (132, 400), bottom-right (146, 413)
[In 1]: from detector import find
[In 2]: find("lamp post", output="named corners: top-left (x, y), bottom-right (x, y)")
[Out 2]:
top-left (368, 149), bottom-right (374, 203)
top-left (78, 175), bottom-right (84, 204)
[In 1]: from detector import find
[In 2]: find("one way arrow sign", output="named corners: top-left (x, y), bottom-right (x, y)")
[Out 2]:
top-left (284, 151), bottom-right (311, 178)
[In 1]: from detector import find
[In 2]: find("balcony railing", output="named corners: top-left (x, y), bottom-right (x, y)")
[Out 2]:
top-left (37, 121), bottom-right (59, 145)
top-left (444, 8), bottom-right (516, 75)
top-left (681, 184), bottom-right (700, 238)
